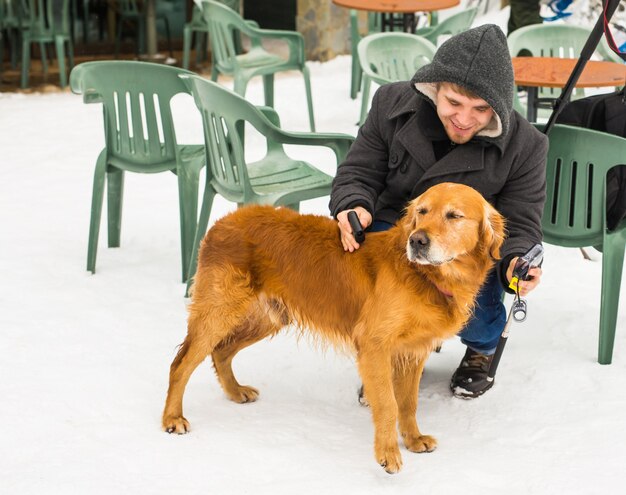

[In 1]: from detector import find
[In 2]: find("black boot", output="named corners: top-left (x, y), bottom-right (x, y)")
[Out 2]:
top-left (450, 347), bottom-right (495, 399)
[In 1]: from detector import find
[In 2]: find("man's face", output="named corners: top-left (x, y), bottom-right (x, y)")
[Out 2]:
top-left (435, 83), bottom-right (494, 144)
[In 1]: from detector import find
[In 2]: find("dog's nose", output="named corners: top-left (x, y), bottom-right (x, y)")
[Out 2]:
top-left (410, 230), bottom-right (429, 249)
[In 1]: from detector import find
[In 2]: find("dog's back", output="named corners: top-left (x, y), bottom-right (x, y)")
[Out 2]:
top-left (191, 205), bottom-right (385, 341)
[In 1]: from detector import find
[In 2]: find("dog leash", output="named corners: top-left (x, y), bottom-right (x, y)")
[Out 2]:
top-left (487, 244), bottom-right (544, 382)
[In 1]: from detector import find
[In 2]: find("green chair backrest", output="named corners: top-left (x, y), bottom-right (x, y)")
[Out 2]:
top-left (203, 0), bottom-right (247, 73)
top-left (538, 123), bottom-right (626, 246)
top-left (415, 7), bottom-right (477, 45)
top-left (358, 32), bottom-right (437, 85)
top-left (181, 74), bottom-right (272, 202)
top-left (507, 24), bottom-right (613, 59)
top-left (69, 61), bottom-right (195, 172)
top-left (25, 0), bottom-right (70, 35)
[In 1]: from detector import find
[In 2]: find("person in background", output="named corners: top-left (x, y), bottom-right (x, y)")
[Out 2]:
top-left (329, 24), bottom-right (548, 399)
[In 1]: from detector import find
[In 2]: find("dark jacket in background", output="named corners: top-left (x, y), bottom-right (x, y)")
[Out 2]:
top-left (329, 24), bottom-right (548, 290)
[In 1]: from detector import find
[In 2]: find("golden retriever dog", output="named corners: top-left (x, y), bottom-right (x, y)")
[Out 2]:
top-left (162, 182), bottom-right (505, 473)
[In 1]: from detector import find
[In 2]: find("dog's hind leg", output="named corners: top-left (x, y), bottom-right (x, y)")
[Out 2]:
top-left (162, 327), bottom-right (212, 434)
top-left (212, 304), bottom-right (283, 403)
top-left (393, 354), bottom-right (437, 454)
top-left (162, 266), bottom-right (257, 434)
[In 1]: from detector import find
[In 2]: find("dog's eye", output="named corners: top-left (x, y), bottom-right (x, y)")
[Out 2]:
top-left (417, 207), bottom-right (428, 215)
top-left (446, 211), bottom-right (464, 219)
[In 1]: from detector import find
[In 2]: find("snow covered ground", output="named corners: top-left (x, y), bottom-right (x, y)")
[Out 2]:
top-left (1, 5), bottom-right (625, 495)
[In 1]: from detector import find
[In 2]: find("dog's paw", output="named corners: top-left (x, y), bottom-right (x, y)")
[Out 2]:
top-left (376, 446), bottom-right (403, 474)
top-left (163, 415), bottom-right (190, 434)
top-left (404, 434), bottom-right (438, 453)
top-left (226, 385), bottom-right (259, 404)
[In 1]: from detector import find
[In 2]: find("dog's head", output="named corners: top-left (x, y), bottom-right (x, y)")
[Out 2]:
top-left (402, 183), bottom-right (505, 266)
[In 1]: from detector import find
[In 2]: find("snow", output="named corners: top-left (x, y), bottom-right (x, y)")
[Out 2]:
top-left (1, 5), bottom-right (625, 495)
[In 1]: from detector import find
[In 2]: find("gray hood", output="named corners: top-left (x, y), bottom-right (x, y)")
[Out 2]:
top-left (410, 24), bottom-right (514, 140)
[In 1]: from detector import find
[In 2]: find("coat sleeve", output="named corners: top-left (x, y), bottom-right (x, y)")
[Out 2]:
top-left (495, 124), bottom-right (549, 291)
top-left (329, 87), bottom-right (394, 218)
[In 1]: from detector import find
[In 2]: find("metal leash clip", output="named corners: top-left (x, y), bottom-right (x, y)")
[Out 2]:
top-left (511, 298), bottom-right (528, 322)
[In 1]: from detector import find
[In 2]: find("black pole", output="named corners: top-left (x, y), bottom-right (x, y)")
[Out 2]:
top-left (544, 0), bottom-right (624, 135)
top-left (487, 305), bottom-right (515, 381)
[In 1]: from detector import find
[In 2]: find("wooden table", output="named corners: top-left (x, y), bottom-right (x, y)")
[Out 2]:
top-left (512, 56), bottom-right (626, 122)
top-left (332, 0), bottom-right (460, 33)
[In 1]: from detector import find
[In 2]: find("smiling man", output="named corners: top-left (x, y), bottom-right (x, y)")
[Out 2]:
top-left (330, 24), bottom-right (548, 399)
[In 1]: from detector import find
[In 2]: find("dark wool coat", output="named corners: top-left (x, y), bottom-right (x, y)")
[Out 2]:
top-left (329, 25), bottom-right (548, 289)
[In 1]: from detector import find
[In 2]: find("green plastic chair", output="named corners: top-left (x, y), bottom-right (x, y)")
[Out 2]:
top-left (413, 7), bottom-right (477, 46)
top-left (114, 0), bottom-right (172, 58)
top-left (357, 32), bottom-right (436, 125)
top-left (181, 75), bottom-right (355, 293)
top-left (202, 0), bottom-right (316, 131)
top-left (20, 0), bottom-right (74, 88)
top-left (508, 24), bottom-right (621, 119)
top-left (182, 1), bottom-right (258, 71)
top-left (349, 10), bottom-right (410, 100)
top-left (69, 61), bottom-right (205, 282)
top-left (538, 123), bottom-right (626, 364)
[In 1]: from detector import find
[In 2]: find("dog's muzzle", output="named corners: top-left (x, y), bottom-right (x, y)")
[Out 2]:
top-left (407, 230), bottom-right (453, 265)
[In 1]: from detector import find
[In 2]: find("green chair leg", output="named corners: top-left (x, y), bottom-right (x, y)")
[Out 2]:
top-left (21, 40), bottom-right (31, 89)
top-left (106, 168), bottom-right (124, 248)
top-left (263, 74), bottom-right (274, 107)
top-left (55, 37), bottom-right (67, 88)
top-left (87, 151), bottom-right (108, 273)
top-left (597, 231), bottom-right (626, 364)
top-left (303, 66), bottom-right (315, 132)
top-left (182, 25), bottom-right (192, 70)
top-left (178, 167), bottom-right (201, 283)
top-left (350, 53), bottom-right (362, 100)
top-left (185, 186), bottom-right (216, 296)
top-left (359, 74), bottom-right (372, 126)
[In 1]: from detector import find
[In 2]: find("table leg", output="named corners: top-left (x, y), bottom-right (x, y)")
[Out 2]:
top-left (526, 86), bottom-right (538, 122)
top-left (403, 13), bottom-right (416, 33)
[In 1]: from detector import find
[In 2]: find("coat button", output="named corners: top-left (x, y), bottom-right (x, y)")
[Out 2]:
top-left (400, 163), bottom-right (408, 173)
top-left (390, 153), bottom-right (398, 164)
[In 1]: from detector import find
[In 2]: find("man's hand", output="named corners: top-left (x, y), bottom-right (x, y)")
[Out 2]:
top-left (506, 257), bottom-right (542, 297)
top-left (337, 207), bottom-right (372, 252)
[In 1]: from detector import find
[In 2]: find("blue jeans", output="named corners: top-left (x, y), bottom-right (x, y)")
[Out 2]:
top-left (368, 221), bottom-right (506, 354)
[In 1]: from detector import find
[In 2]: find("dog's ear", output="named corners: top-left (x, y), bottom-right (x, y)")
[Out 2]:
top-left (481, 203), bottom-right (506, 260)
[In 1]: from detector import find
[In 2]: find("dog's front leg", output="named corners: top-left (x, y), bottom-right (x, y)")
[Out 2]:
top-left (393, 356), bottom-right (437, 454)
top-left (357, 346), bottom-right (403, 474)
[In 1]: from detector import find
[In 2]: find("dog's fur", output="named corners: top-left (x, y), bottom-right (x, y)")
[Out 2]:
top-left (162, 182), bottom-right (505, 473)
